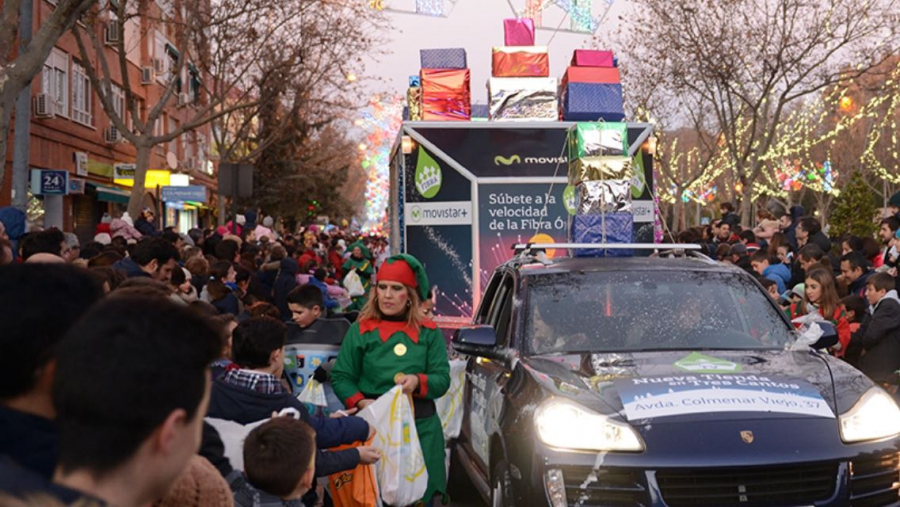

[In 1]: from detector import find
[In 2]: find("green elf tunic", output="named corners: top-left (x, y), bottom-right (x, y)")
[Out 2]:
top-left (331, 318), bottom-right (451, 504)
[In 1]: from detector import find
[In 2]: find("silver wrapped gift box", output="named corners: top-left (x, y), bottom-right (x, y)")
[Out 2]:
top-left (568, 155), bottom-right (633, 185)
top-left (489, 77), bottom-right (559, 121)
top-left (576, 180), bottom-right (632, 214)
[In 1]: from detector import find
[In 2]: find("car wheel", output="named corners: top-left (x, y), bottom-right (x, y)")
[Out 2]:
top-left (491, 459), bottom-right (513, 507)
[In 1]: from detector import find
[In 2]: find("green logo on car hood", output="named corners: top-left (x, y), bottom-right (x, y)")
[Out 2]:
top-left (674, 352), bottom-right (742, 373)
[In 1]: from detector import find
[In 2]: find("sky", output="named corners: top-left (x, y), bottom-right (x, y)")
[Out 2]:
top-left (363, 0), bottom-right (632, 104)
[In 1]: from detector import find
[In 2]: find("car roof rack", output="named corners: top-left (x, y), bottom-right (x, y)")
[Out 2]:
top-left (510, 243), bottom-right (715, 263)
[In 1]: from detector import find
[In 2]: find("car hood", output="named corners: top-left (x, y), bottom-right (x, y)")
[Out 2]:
top-left (520, 349), bottom-right (877, 425)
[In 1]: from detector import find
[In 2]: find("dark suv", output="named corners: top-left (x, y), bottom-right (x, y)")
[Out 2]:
top-left (451, 246), bottom-right (900, 507)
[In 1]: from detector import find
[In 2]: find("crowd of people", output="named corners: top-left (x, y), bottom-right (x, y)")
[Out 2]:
top-left (672, 194), bottom-right (900, 390)
top-left (0, 208), bottom-right (450, 507)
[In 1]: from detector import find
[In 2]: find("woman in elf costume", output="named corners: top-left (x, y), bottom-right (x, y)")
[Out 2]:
top-left (331, 254), bottom-right (451, 505)
top-left (342, 241), bottom-right (375, 312)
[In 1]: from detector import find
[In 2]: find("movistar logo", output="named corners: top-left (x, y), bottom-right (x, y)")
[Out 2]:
top-left (494, 154), bottom-right (568, 166)
top-left (494, 154), bottom-right (521, 166)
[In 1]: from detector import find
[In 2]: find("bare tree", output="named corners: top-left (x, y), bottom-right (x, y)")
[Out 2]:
top-left (616, 0), bottom-right (900, 224)
top-left (72, 0), bottom-right (371, 216)
top-left (0, 0), bottom-right (97, 192)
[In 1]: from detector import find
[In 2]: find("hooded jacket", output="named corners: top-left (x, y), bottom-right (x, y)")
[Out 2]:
top-left (763, 263), bottom-right (792, 294)
top-left (0, 207), bottom-right (26, 261)
top-left (856, 290), bottom-right (900, 384)
top-left (207, 379), bottom-right (368, 477)
top-left (273, 258), bottom-right (299, 320)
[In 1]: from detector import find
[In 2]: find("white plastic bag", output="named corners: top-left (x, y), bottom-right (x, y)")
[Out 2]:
top-left (790, 314), bottom-right (825, 351)
top-left (343, 270), bottom-right (366, 298)
top-left (436, 360), bottom-right (467, 440)
top-left (205, 408), bottom-right (300, 471)
top-left (358, 386), bottom-right (428, 506)
top-left (298, 378), bottom-right (328, 407)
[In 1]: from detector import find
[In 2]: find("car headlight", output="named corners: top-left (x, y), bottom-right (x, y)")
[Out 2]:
top-left (534, 398), bottom-right (644, 452)
top-left (840, 388), bottom-right (900, 443)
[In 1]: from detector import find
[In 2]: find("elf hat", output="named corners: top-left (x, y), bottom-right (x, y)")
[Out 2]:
top-left (349, 241), bottom-right (372, 259)
top-left (377, 254), bottom-right (430, 300)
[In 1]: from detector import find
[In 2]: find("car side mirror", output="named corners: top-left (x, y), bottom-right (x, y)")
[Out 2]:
top-left (811, 321), bottom-right (839, 350)
top-left (452, 325), bottom-right (502, 358)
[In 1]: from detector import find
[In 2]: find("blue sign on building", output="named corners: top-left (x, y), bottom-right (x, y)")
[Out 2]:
top-left (30, 169), bottom-right (69, 195)
top-left (160, 185), bottom-right (207, 203)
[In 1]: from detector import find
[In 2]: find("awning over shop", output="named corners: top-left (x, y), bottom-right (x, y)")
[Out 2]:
top-left (87, 182), bottom-right (131, 204)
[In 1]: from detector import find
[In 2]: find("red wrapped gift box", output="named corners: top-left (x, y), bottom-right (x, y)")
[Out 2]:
top-left (503, 18), bottom-right (535, 46)
top-left (420, 68), bottom-right (471, 121)
top-left (562, 66), bottom-right (621, 85)
top-left (492, 46), bottom-right (550, 77)
top-left (571, 49), bottom-right (615, 68)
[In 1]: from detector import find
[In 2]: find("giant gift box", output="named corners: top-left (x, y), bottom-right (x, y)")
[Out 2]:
top-left (419, 48), bottom-right (467, 69)
top-left (571, 213), bottom-right (635, 257)
top-left (488, 77), bottom-right (558, 121)
top-left (562, 66), bottom-right (621, 85)
top-left (561, 83), bottom-right (625, 122)
top-left (503, 18), bottom-right (536, 46)
top-left (421, 68), bottom-right (471, 121)
top-left (571, 49), bottom-right (616, 68)
top-left (492, 46), bottom-right (550, 77)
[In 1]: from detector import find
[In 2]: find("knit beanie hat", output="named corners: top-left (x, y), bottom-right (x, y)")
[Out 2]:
top-left (94, 232), bottom-right (112, 245)
top-left (890, 191), bottom-right (900, 209)
top-left (100, 212), bottom-right (113, 224)
top-left (153, 456), bottom-right (232, 507)
top-left (263, 216), bottom-right (274, 227)
top-left (121, 212), bottom-right (134, 226)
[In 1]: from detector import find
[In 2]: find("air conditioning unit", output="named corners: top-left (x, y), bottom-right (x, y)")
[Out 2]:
top-left (152, 58), bottom-right (165, 74)
top-left (33, 94), bottom-right (55, 118)
top-left (103, 23), bottom-right (121, 45)
top-left (105, 126), bottom-right (124, 144)
top-left (177, 93), bottom-right (191, 107)
top-left (141, 66), bottom-right (155, 84)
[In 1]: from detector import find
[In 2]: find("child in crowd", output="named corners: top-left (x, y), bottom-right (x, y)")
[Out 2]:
top-left (790, 268), bottom-right (851, 357)
top-left (759, 278), bottom-right (780, 301)
top-left (852, 273), bottom-right (900, 388)
top-left (285, 285), bottom-right (350, 346)
top-left (776, 244), bottom-right (793, 265)
top-left (750, 251), bottom-right (791, 294)
top-left (233, 417), bottom-right (317, 507)
top-left (840, 295), bottom-right (867, 335)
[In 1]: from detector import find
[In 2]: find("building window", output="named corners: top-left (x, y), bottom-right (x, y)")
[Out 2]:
top-left (41, 49), bottom-right (68, 117)
top-left (71, 62), bottom-right (92, 126)
top-left (111, 83), bottom-right (126, 125)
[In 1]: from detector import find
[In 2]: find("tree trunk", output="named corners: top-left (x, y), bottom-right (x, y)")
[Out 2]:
top-left (739, 185), bottom-right (753, 226)
top-left (673, 184), bottom-right (685, 231)
top-left (127, 144), bottom-right (152, 218)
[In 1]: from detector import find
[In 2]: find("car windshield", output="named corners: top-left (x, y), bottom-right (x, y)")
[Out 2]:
top-left (525, 270), bottom-right (793, 355)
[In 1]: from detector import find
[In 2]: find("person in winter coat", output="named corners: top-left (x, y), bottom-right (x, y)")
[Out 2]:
top-left (719, 202), bottom-right (740, 229)
top-left (789, 268), bottom-right (852, 357)
top-left (889, 191), bottom-right (900, 221)
top-left (202, 261), bottom-right (243, 317)
top-left (109, 217), bottom-right (143, 243)
top-left (840, 251), bottom-right (875, 299)
top-left (332, 254), bottom-right (451, 505)
top-left (795, 216), bottom-right (831, 253)
top-left (133, 207), bottom-right (159, 237)
top-left (778, 205), bottom-right (804, 252)
top-left (206, 318), bottom-right (378, 479)
top-left (853, 273), bottom-right (900, 386)
top-left (272, 258), bottom-right (299, 321)
top-left (751, 250), bottom-right (791, 294)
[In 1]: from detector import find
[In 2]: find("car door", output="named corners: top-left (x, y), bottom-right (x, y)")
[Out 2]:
top-left (465, 271), bottom-right (515, 474)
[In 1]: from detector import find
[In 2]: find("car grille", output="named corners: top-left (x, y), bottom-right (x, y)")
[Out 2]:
top-left (558, 466), bottom-right (648, 507)
top-left (850, 453), bottom-right (900, 507)
top-left (656, 462), bottom-right (838, 506)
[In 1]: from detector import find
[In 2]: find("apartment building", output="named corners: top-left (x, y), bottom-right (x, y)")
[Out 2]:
top-left (1, 0), bottom-right (219, 242)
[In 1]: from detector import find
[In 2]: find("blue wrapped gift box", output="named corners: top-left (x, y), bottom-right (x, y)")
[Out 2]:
top-left (570, 213), bottom-right (634, 257)
top-left (562, 83), bottom-right (625, 122)
top-left (420, 48), bottom-right (468, 69)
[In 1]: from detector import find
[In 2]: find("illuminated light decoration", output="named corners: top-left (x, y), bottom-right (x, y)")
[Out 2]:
top-left (569, 0), bottom-right (593, 32)
top-left (346, 73), bottom-right (358, 82)
top-left (356, 93), bottom-right (404, 232)
top-left (839, 96), bottom-right (854, 111)
top-left (416, 0), bottom-right (443, 16)
top-left (368, 0), bottom-right (384, 10)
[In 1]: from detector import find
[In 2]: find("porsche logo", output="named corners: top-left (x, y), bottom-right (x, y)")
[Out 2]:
top-left (740, 430), bottom-right (754, 444)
